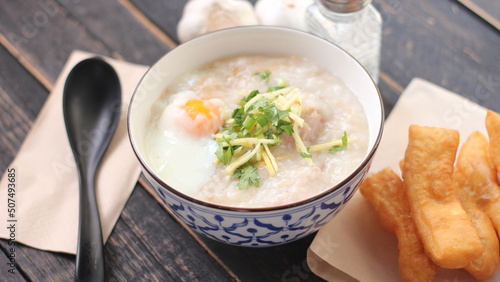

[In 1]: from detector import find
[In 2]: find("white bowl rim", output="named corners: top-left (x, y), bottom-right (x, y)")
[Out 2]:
top-left (128, 25), bottom-right (385, 212)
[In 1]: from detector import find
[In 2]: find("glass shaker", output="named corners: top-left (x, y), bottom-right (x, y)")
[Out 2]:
top-left (305, 0), bottom-right (382, 83)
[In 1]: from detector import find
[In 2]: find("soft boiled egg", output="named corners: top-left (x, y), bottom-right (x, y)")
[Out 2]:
top-left (148, 91), bottom-right (224, 194)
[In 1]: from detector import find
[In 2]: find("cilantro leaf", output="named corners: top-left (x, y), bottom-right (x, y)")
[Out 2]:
top-left (215, 137), bottom-right (234, 165)
top-left (231, 107), bottom-right (245, 126)
top-left (249, 98), bottom-right (271, 113)
top-left (277, 120), bottom-right (294, 136)
top-left (253, 70), bottom-right (271, 83)
top-left (263, 106), bottom-right (279, 126)
top-left (233, 165), bottom-right (260, 189)
top-left (276, 108), bottom-right (290, 120)
top-left (262, 106), bottom-right (289, 127)
top-left (239, 90), bottom-right (260, 106)
top-left (246, 90), bottom-right (259, 101)
top-left (264, 129), bottom-right (274, 139)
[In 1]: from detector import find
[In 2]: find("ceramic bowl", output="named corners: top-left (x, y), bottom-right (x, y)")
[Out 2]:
top-left (128, 26), bottom-right (383, 247)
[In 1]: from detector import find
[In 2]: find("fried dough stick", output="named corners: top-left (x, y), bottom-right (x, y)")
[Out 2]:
top-left (360, 168), bottom-right (436, 282)
top-left (402, 125), bottom-right (483, 269)
top-left (455, 185), bottom-right (500, 279)
top-left (460, 207), bottom-right (500, 280)
top-left (455, 132), bottom-right (500, 230)
top-left (454, 131), bottom-right (500, 280)
top-left (454, 131), bottom-right (500, 231)
top-left (486, 110), bottom-right (500, 174)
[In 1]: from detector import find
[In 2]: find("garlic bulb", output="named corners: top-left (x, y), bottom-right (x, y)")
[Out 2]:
top-left (255, 0), bottom-right (314, 31)
top-left (177, 0), bottom-right (259, 43)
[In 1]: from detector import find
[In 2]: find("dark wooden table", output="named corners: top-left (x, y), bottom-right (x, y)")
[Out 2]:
top-left (0, 0), bottom-right (498, 281)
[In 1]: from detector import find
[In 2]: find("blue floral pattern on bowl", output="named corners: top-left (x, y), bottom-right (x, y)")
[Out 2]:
top-left (144, 163), bottom-right (369, 247)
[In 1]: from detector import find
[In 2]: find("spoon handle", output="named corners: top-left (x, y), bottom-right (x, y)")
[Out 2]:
top-left (75, 172), bottom-right (105, 282)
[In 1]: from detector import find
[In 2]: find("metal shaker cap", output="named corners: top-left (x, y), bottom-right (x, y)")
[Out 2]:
top-left (318, 0), bottom-right (371, 13)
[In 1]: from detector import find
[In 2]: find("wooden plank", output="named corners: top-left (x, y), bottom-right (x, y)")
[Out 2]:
top-left (57, 0), bottom-right (172, 65)
top-left (103, 210), bottom-right (175, 281)
top-left (0, 1), bottom-right (113, 86)
top-left (0, 42), bottom-right (73, 282)
top-left (0, 88), bottom-right (26, 176)
top-left (127, 0), bottom-right (187, 44)
top-left (459, 0), bottom-right (500, 30)
top-left (120, 185), bottom-right (233, 281)
top-left (0, 45), bottom-right (48, 173)
top-left (0, 45), bottom-right (47, 120)
top-left (377, 73), bottom-right (403, 118)
top-left (0, 239), bottom-right (75, 281)
top-left (0, 216), bottom-right (175, 282)
top-left (0, 0), bottom-right (172, 86)
top-left (198, 233), bottom-right (324, 281)
top-left (373, 0), bottom-right (500, 112)
top-left (0, 241), bottom-right (28, 281)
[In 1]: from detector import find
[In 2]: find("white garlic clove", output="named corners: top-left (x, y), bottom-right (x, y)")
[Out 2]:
top-left (177, 0), bottom-right (259, 43)
top-left (255, 0), bottom-right (314, 31)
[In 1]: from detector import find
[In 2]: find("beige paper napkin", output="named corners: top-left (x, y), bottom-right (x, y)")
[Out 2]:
top-left (308, 78), bottom-right (500, 281)
top-left (0, 50), bottom-right (148, 254)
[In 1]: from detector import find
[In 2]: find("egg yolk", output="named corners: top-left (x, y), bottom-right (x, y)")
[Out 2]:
top-left (182, 99), bottom-right (214, 119)
top-left (178, 99), bottom-right (222, 137)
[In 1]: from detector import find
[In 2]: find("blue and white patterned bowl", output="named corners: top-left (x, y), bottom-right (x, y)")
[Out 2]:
top-left (128, 26), bottom-right (383, 247)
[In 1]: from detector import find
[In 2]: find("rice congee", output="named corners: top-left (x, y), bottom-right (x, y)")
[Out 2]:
top-left (145, 55), bottom-right (369, 208)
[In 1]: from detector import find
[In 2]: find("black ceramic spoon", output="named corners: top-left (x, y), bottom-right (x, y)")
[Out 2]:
top-left (63, 57), bottom-right (121, 282)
